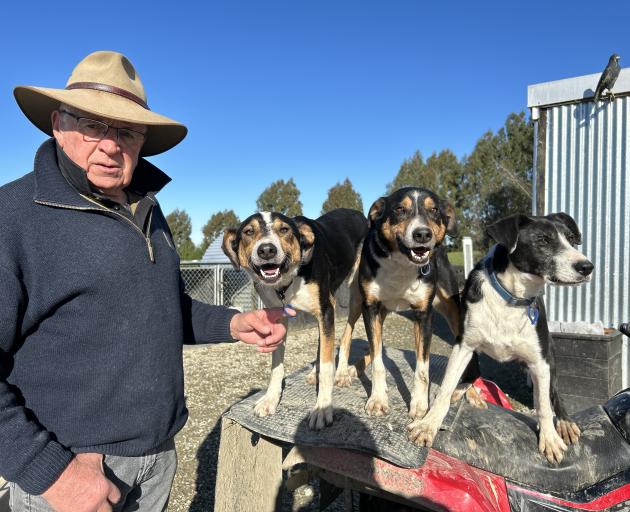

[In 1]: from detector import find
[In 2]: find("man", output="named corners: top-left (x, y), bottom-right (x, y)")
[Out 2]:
top-left (1, 50), bottom-right (294, 512)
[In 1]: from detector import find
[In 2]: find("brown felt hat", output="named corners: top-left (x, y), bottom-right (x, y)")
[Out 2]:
top-left (14, 50), bottom-right (187, 156)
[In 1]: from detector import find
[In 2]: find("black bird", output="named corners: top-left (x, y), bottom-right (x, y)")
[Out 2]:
top-left (594, 54), bottom-right (621, 103)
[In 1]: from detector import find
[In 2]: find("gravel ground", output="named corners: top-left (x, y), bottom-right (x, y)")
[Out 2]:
top-left (170, 312), bottom-right (533, 512)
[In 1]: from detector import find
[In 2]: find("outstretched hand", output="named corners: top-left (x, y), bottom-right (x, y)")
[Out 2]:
top-left (230, 307), bottom-right (296, 353)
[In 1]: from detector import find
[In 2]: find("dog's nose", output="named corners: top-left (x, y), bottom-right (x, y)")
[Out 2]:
top-left (574, 260), bottom-right (594, 276)
top-left (257, 243), bottom-right (277, 260)
top-left (412, 228), bottom-right (433, 244)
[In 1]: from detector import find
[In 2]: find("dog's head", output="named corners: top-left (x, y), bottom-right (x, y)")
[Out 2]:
top-left (486, 212), bottom-right (594, 285)
top-left (222, 211), bottom-right (315, 287)
top-left (367, 187), bottom-right (456, 266)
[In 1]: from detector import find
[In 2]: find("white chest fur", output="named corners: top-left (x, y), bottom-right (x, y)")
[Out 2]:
top-left (464, 277), bottom-right (543, 364)
top-left (255, 277), bottom-right (319, 314)
top-left (367, 253), bottom-right (431, 311)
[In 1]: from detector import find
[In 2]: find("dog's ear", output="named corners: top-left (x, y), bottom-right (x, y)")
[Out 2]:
top-left (545, 212), bottom-right (582, 245)
top-left (486, 214), bottom-right (531, 252)
top-left (294, 218), bottom-right (315, 264)
top-left (367, 197), bottom-right (386, 228)
top-left (222, 228), bottom-right (240, 270)
top-left (441, 201), bottom-right (458, 237)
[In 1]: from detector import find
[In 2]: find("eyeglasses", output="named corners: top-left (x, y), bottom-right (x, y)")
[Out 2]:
top-left (60, 110), bottom-right (146, 149)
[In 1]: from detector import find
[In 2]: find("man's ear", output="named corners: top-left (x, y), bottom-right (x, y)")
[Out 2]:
top-left (367, 197), bottom-right (386, 228)
top-left (486, 214), bottom-right (531, 252)
top-left (545, 212), bottom-right (582, 245)
top-left (441, 201), bottom-right (458, 237)
top-left (221, 228), bottom-right (240, 270)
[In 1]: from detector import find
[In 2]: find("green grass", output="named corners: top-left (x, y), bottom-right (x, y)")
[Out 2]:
top-left (447, 251), bottom-right (482, 266)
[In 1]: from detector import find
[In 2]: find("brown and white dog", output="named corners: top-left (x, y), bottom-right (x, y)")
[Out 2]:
top-left (334, 187), bottom-right (483, 425)
top-left (223, 208), bottom-right (367, 429)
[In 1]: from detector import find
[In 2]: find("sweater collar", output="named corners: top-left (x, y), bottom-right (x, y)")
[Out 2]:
top-left (33, 138), bottom-right (171, 206)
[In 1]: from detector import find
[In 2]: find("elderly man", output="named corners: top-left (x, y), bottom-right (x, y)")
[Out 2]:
top-left (1, 51), bottom-right (293, 512)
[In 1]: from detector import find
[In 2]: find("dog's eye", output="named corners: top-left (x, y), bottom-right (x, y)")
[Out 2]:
top-left (279, 226), bottom-right (290, 235)
top-left (395, 206), bottom-right (405, 215)
top-left (243, 227), bottom-right (254, 236)
top-left (430, 207), bottom-right (439, 214)
top-left (538, 234), bottom-right (552, 245)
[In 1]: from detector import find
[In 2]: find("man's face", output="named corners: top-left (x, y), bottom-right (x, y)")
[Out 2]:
top-left (51, 106), bottom-right (147, 201)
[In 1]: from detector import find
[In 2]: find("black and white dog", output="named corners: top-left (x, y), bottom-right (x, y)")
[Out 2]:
top-left (222, 209), bottom-right (367, 429)
top-left (408, 212), bottom-right (594, 464)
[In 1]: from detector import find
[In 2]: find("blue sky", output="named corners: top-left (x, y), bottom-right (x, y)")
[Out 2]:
top-left (2, 1), bottom-right (629, 244)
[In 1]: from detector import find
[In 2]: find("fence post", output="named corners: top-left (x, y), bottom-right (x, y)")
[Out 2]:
top-left (463, 237), bottom-right (474, 279)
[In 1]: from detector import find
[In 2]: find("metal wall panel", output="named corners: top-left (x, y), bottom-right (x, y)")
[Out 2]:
top-left (544, 98), bottom-right (630, 327)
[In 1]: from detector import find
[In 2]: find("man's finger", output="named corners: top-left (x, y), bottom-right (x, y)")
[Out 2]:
top-left (244, 313), bottom-right (271, 335)
top-left (108, 483), bottom-right (121, 505)
top-left (264, 306), bottom-right (295, 323)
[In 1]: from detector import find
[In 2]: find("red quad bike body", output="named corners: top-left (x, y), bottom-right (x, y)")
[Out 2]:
top-left (316, 379), bottom-right (630, 512)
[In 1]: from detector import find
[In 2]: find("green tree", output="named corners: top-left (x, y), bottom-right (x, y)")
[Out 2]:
top-left (200, 209), bottom-right (240, 253)
top-left (165, 208), bottom-right (203, 260)
top-left (462, 111), bottom-right (533, 247)
top-left (321, 178), bottom-right (363, 214)
top-left (256, 178), bottom-right (303, 216)
top-left (387, 151), bottom-right (426, 193)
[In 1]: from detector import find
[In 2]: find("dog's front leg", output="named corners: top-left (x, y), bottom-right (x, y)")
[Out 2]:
top-left (364, 302), bottom-right (390, 416)
top-left (253, 318), bottom-right (287, 417)
top-left (309, 301), bottom-right (336, 429)
top-left (409, 308), bottom-right (432, 419)
top-left (529, 360), bottom-right (568, 463)
top-left (408, 343), bottom-right (475, 446)
top-left (335, 279), bottom-right (363, 387)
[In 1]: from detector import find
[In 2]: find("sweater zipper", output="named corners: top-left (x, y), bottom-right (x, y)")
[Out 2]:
top-left (34, 197), bottom-right (156, 263)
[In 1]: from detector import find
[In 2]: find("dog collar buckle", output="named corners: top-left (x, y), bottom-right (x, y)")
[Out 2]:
top-left (527, 302), bottom-right (540, 325)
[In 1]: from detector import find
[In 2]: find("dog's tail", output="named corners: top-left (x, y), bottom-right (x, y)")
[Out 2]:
top-left (346, 240), bottom-right (363, 287)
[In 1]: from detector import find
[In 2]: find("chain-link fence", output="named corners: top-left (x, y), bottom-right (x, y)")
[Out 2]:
top-left (180, 262), bottom-right (262, 311)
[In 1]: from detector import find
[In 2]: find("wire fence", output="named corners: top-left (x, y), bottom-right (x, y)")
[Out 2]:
top-left (180, 263), bottom-right (262, 311)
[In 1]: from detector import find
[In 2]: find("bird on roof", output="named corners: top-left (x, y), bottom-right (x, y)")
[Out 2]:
top-left (594, 54), bottom-right (621, 103)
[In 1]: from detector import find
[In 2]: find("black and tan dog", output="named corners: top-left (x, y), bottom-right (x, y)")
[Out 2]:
top-left (334, 187), bottom-right (483, 424)
top-left (408, 212), bottom-right (593, 463)
top-left (222, 208), bottom-right (367, 429)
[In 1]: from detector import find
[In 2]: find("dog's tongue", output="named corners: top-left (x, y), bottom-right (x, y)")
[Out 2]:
top-left (262, 265), bottom-right (279, 275)
top-left (413, 247), bottom-right (429, 256)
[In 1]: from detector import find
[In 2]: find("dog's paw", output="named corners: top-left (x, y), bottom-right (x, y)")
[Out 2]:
top-left (334, 366), bottom-right (357, 387)
top-left (308, 404), bottom-right (333, 430)
top-left (407, 418), bottom-right (438, 447)
top-left (465, 385), bottom-right (487, 409)
top-left (538, 428), bottom-right (568, 464)
top-left (408, 395), bottom-right (428, 419)
top-left (305, 367), bottom-right (318, 385)
top-left (253, 394), bottom-right (280, 417)
top-left (556, 419), bottom-right (581, 445)
top-left (365, 393), bottom-right (390, 416)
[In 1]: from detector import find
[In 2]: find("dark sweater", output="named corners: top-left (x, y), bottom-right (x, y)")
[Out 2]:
top-left (0, 139), bottom-right (239, 494)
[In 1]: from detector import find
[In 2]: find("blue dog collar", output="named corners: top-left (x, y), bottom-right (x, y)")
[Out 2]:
top-left (484, 244), bottom-right (540, 325)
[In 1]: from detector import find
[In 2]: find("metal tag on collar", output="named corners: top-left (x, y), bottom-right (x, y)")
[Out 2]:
top-left (527, 302), bottom-right (540, 325)
top-left (421, 262), bottom-right (431, 276)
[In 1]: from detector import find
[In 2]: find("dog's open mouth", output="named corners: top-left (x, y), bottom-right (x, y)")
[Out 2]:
top-left (409, 246), bottom-right (431, 265)
top-left (259, 263), bottom-right (282, 282)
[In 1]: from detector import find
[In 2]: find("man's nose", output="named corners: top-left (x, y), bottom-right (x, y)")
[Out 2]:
top-left (98, 127), bottom-right (121, 150)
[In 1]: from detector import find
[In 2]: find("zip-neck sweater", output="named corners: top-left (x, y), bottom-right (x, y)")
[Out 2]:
top-left (0, 139), bottom-right (239, 495)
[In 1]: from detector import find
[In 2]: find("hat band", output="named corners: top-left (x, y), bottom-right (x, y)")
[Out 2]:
top-left (65, 82), bottom-right (149, 109)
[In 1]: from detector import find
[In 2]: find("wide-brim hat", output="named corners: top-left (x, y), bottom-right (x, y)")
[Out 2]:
top-left (14, 51), bottom-right (187, 156)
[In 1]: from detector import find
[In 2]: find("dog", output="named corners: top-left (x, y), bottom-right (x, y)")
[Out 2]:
top-left (222, 208), bottom-right (367, 429)
top-left (407, 212), bottom-right (594, 464)
top-left (334, 187), bottom-right (484, 423)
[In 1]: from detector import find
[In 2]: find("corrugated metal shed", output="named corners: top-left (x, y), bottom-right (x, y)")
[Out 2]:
top-left (202, 237), bottom-right (230, 264)
top-left (528, 69), bottom-right (630, 327)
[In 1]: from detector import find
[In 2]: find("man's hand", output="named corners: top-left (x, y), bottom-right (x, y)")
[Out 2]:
top-left (42, 452), bottom-right (120, 512)
top-left (230, 307), bottom-right (296, 353)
